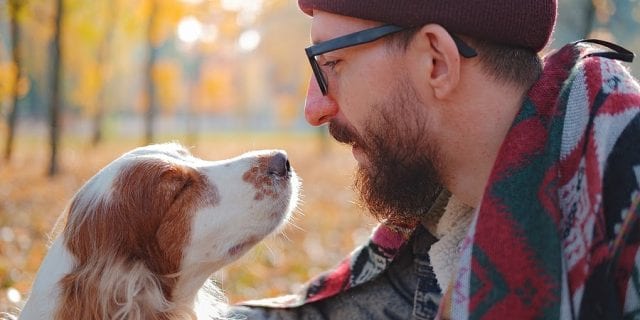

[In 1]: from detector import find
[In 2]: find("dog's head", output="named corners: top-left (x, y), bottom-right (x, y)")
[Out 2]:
top-left (56, 143), bottom-right (298, 317)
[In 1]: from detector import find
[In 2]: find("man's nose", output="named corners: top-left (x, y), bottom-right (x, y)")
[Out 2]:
top-left (304, 77), bottom-right (339, 126)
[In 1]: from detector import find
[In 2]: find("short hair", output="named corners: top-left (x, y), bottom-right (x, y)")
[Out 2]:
top-left (467, 37), bottom-right (543, 86)
top-left (387, 28), bottom-right (543, 87)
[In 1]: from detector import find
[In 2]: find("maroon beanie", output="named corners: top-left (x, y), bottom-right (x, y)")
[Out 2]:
top-left (298, 0), bottom-right (557, 52)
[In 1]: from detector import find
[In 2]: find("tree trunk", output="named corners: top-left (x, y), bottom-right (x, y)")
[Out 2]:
top-left (584, 0), bottom-right (596, 37)
top-left (48, 0), bottom-right (64, 176)
top-left (144, 0), bottom-right (159, 145)
top-left (3, 1), bottom-right (24, 161)
top-left (92, 0), bottom-right (117, 146)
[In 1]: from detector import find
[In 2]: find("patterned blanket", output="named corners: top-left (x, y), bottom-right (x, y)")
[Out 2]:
top-left (244, 40), bottom-right (640, 319)
top-left (442, 40), bottom-right (640, 319)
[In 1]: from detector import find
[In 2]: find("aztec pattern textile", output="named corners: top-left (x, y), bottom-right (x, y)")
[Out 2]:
top-left (242, 220), bottom-right (420, 308)
top-left (441, 41), bottom-right (640, 319)
top-left (240, 40), bottom-right (640, 319)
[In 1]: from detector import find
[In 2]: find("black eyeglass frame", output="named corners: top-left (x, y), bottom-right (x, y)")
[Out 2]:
top-left (305, 24), bottom-right (478, 95)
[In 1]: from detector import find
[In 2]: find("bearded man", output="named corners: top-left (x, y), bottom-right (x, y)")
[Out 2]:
top-left (230, 1), bottom-right (640, 319)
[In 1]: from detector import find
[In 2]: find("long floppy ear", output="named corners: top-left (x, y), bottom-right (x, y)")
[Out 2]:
top-left (53, 188), bottom-right (178, 320)
top-left (52, 159), bottom-right (197, 320)
top-left (410, 24), bottom-right (462, 100)
top-left (54, 257), bottom-right (178, 320)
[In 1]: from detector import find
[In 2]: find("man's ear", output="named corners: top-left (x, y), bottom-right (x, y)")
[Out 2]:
top-left (412, 24), bottom-right (461, 100)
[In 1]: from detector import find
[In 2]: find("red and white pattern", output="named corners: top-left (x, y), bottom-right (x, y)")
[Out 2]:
top-left (443, 41), bottom-right (640, 319)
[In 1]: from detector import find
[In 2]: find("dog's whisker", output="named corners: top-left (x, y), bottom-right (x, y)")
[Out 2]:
top-left (278, 230), bottom-right (293, 243)
top-left (285, 220), bottom-right (305, 233)
top-left (263, 243), bottom-right (277, 260)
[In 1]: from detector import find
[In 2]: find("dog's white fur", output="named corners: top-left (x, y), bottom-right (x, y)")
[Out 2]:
top-left (16, 143), bottom-right (299, 320)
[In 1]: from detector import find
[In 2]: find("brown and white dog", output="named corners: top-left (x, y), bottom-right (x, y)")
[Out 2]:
top-left (17, 143), bottom-right (299, 320)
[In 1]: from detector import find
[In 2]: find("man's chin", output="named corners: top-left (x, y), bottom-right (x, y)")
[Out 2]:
top-left (353, 153), bottom-right (444, 225)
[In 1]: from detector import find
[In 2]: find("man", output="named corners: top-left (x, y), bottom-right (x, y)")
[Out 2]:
top-left (230, 0), bottom-right (640, 319)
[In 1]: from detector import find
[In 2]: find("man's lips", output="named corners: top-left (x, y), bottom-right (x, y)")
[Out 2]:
top-left (328, 121), bottom-right (359, 145)
top-left (330, 130), bottom-right (354, 145)
top-left (327, 120), bottom-right (370, 165)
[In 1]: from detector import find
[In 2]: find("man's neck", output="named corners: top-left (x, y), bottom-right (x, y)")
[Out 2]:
top-left (441, 68), bottom-right (532, 207)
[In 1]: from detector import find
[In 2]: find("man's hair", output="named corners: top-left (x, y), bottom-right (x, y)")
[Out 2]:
top-left (468, 38), bottom-right (542, 87)
top-left (387, 28), bottom-right (542, 87)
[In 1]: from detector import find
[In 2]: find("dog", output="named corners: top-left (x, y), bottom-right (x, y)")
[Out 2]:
top-left (15, 143), bottom-right (299, 319)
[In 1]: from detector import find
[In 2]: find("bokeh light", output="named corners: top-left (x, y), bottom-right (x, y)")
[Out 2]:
top-left (238, 29), bottom-right (261, 52)
top-left (177, 16), bottom-right (203, 44)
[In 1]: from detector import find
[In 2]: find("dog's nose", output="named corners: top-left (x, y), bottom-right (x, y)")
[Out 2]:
top-left (268, 152), bottom-right (290, 177)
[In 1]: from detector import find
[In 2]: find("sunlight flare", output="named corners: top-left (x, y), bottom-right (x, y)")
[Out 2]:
top-left (238, 29), bottom-right (261, 52)
top-left (178, 16), bottom-right (203, 44)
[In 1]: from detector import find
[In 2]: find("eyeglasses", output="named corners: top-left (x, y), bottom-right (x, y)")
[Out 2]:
top-left (305, 24), bottom-right (478, 95)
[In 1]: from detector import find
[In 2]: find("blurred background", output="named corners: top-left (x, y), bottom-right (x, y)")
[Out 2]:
top-left (0, 0), bottom-right (639, 314)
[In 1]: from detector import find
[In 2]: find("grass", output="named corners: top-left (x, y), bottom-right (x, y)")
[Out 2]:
top-left (0, 131), bottom-right (378, 313)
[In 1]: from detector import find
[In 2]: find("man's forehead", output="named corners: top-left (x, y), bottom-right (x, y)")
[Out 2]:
top-left (310, 10), bottom-right (381, 44)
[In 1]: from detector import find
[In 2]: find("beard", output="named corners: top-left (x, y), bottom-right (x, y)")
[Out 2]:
top-left (329, 80), bottom-right (444, 225)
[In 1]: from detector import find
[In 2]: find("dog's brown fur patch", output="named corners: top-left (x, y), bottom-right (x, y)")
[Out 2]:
top-left (56, 158), bottom-right (218, 320)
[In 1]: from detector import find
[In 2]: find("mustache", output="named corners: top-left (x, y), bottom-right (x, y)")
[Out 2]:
top-left (328, 120), bottom-right (363, 146)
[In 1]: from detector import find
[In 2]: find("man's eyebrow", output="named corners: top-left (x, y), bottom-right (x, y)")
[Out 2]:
top-left (310, 36), bottom-right (324, 46)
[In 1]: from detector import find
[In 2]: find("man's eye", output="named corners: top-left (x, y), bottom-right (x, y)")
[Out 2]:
top-left (322, 60), bottom-right (340, 69)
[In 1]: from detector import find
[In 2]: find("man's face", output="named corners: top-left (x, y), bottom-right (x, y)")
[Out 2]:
top-left (329, 79), bottom-right (443, 223)
top-left (306, 11), bottom-right (443, 223)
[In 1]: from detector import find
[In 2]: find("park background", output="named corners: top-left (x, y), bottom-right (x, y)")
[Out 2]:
top-left (1, 0), bottom-right (639, 313)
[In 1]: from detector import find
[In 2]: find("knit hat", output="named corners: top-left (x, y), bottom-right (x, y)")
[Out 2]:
top-left (298, 0), bottom-right (557, 52)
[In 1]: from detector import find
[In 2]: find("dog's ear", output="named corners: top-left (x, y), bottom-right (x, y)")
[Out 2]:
top-left (61, 159), bottom-right (185, 267)
top-left (56, 158), bottom-right (197, 319)
top-left (55, 256), bottom-right (174, 320)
